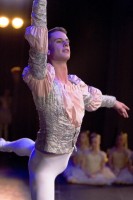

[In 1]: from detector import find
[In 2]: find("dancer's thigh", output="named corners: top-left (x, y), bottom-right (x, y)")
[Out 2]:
top-left (28, 149), bottom-right (71, 200)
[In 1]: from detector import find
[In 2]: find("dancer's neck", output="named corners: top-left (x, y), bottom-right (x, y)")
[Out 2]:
top-left (52, 61), bottom-right (68, 84)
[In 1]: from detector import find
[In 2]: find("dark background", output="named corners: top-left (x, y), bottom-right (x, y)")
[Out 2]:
top-left (0, 0), bottom-right (133, 151)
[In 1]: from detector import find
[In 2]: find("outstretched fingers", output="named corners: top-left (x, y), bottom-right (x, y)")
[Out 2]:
top-left (119, 103), bottom-right (130, 118)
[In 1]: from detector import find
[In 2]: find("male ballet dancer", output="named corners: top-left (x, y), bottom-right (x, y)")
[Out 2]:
top-left (0, 0), bottom-right (129, 199)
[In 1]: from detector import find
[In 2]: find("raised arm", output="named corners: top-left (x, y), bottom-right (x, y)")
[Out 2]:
top-left (23, 0), bottom-right (48, 80)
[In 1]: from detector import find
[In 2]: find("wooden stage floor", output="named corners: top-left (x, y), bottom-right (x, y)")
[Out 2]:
top-left (0, 167), bottom-right (132, 200)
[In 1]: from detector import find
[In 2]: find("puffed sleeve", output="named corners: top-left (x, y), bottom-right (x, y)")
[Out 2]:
top-left (80, 81), bottom-right (103, 112)
top-left (68, 75), bottom-right (103, 111)
top-left (68, 75), bottom-right (117, 111)
top-left (22, 64), bottom-right (55, 97)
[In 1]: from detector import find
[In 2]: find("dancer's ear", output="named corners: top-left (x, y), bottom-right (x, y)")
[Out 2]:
top-left (48, 50), bottom-right (50, 55)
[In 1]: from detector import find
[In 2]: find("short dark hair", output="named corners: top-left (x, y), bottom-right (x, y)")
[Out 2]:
top-left (48, 27), bottom-right (67, 39)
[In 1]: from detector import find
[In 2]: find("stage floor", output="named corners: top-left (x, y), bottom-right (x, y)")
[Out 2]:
top-left (55, 184), bottom-right (133, 200)
top-left (0, 167), bottom-right (132, 200)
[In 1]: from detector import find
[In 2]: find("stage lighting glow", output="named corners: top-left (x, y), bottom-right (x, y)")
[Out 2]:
top-left (0, 16), bottom-right (9, 28)
top-left (12, 17), bottom-right (24, 29)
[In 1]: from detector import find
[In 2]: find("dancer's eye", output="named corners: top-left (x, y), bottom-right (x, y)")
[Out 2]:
top-left (55, 39), bottom-right (63, 43)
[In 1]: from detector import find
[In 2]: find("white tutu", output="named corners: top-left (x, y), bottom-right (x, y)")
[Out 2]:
top-left (114, 168), bottom-right (133, 184)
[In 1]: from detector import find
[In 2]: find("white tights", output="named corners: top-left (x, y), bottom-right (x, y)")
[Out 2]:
top-left (1, 138), bottom-right (35, 156)
top-left (28, 149), bottom-right (71, 200)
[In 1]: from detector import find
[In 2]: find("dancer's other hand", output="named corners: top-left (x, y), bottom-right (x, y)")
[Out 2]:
top-left (113, 100), bottom-right (130, 118)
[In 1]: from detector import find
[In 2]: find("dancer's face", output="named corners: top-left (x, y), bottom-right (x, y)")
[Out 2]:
top-left (48, 31), bottom-right (70, 62)
top-left (80, 133), bottom-right (89, 144)
top-left (91, 136), bottom-right (100, 149)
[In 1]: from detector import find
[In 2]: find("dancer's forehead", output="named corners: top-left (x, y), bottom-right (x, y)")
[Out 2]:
top-left (48, 31), bottom-right (69, 42)
top-left (48, 27), bottom-right (67, 37)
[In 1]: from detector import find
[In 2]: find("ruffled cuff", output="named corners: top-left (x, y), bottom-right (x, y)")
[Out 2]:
top-left (101, 95), bottom-right (116, 108)
top-left (85, 86), bottom-right (103, 111)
